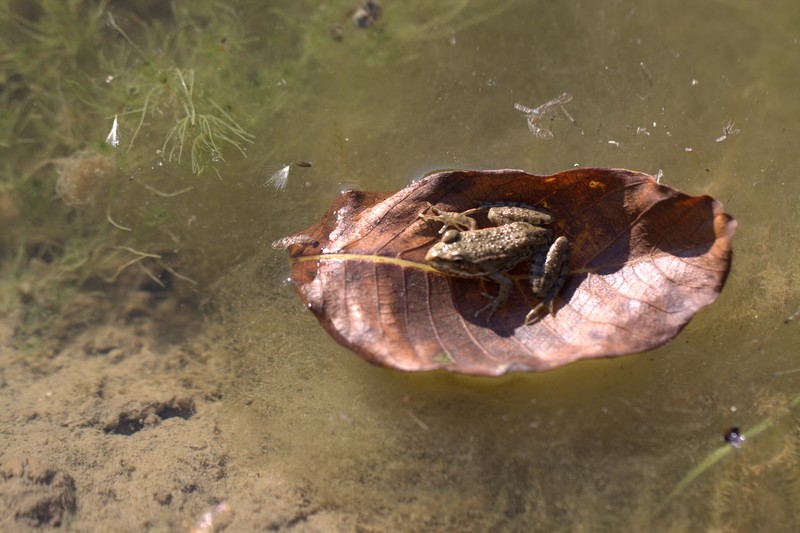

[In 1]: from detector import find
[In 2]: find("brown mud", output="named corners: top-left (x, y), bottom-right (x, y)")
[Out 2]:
top-left (0, 271), bottom-right (347, 532)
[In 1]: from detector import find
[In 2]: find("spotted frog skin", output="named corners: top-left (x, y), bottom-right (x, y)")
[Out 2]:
top-left (420, 203), bottom-right (570, 324)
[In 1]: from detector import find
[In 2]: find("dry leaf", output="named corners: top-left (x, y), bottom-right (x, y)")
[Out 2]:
top-left (274, 168), bottom-right (736, 375)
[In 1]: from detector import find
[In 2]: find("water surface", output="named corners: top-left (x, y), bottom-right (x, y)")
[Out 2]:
top-left (228, 1), bottom-right (800, 530)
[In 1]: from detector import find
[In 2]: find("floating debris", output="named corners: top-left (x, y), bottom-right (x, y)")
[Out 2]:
top-left (264, 161), bottom-right (313, 191)
top-left (514, 92), bottom-right (575, 140)
top-left (105, 114), bottom-right (120, 148)
top-left (265, 165), bottom-right (291, 191)
top-left (716, 120), bottom-right (740, 142)
top-left (639, 61), bottom-right (654, 86)
top-left (773, 367), bottom-right (800, 377)
top-left (784, 304), bottom-right (800, 324)
top-left (272, 233), bottom-right (317, 249)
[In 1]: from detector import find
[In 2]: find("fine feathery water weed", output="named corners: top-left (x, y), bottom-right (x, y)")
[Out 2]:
top-left (122, 68), bottom-right (255, 176)
top-left (160, 69), bottom-right (255, 175)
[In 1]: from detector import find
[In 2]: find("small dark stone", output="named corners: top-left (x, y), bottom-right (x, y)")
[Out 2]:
top-left (153, 490), bottom-right (173, 506)
top-left (353, 1), bottom-right (381, 28)
top-left (724, 427), bottom-right (745, 448)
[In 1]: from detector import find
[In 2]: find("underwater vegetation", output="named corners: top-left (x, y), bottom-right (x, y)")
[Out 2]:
top-left (654, 389), bottom-right (800, 530)
top-left (0, 0), bottom-right (523, 324)
top-left (0, 0), bottom-right (272, 329)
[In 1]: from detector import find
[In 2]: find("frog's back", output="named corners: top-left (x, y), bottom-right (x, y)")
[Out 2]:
top-left (428, 222), bottom-right (551, 277)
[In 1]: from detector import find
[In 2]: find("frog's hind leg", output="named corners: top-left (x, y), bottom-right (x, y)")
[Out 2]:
top-left (525, 236), bottom-right (570, 324)
top-left (485, 205), bottom-right (554, 227)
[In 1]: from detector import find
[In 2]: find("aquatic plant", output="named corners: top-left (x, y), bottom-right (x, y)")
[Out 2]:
top-left (654, 390), bottom-right (800, 529)
top-left (0, 0), bottom-right (260, 328)
top-left (158, 69), bottom-right (254, 175)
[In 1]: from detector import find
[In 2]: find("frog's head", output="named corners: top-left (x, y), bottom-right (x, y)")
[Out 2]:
top-left (424, 230), bottom-right (486, 277)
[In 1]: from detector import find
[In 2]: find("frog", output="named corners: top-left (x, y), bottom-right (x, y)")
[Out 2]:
top-left (419, 203), bottom-right (570, 324)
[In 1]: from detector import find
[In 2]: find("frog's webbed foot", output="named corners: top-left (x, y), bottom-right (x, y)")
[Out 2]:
top-left (524, 289), bottom-right (563, 325)
top-left (525, 236), bottom-right (570, 325)
top-left (474, 292), bottom-right (498, 319)
top-left (419, 202), bottom-right (477, 233)
top-left (473, 273), bottom-right (513, 320)
top-left (524, 302), bottom-right (548, 326)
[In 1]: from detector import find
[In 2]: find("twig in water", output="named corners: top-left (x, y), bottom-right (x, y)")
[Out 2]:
top-left (139, 183), bottom-right (194, 197)
top-left (104, 247), bottom-right (162, 283)
top-left (106, 208), bottom-right (132, 231)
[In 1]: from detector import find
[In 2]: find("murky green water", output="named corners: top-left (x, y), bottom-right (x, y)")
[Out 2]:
top-left (226, 1), bottom-right (800, 530)
top-left (5, 0), bottom-right (800, 530)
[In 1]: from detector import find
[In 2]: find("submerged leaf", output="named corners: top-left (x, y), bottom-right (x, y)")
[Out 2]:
top-left (275, 168), bottom-right (736, 375)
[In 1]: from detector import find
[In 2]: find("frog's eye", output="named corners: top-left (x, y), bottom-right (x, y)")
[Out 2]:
top-left (451, 255), bottom-right (465, 265)
top-left (442, 230), bottom-right (460, 243)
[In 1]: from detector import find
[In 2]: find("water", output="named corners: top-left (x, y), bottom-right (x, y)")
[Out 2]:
top-left (5, 0), bottom-right (800, 530)
top-left (225, 1), bottom-right (800, 530)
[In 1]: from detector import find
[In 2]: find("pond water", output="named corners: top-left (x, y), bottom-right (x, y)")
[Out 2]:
top-left (4, 0), bottom-right (800, 531)
top-left (228, 1), bottom-right (800, 530)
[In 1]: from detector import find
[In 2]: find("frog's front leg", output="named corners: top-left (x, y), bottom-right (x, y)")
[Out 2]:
top-left (419, 203), bottom-right (478, 234)
top-left (525, 236), bottom-right (570, 324)
top-left (474, 272), bottom-right (513, 319)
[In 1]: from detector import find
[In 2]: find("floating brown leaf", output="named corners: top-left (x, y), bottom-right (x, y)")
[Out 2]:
top-left (275, 168), bottom-right (736, 375)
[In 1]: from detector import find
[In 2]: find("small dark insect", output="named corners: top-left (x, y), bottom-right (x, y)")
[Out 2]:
top-left (294, 161), bottom-right (313, 168)
top-left (723, 427), bottom-right (745, 448)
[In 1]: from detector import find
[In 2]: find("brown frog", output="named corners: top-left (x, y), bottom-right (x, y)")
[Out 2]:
top-left (420, 203), bottom-right (570, 324)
